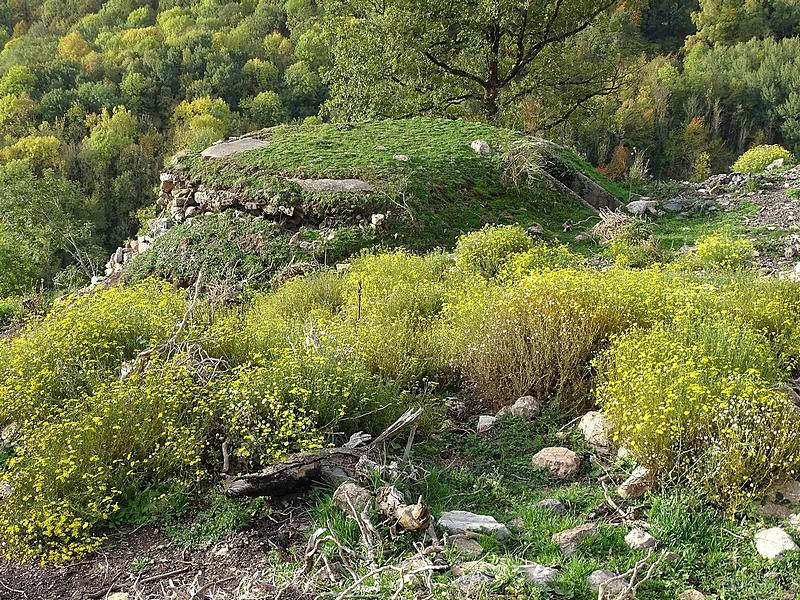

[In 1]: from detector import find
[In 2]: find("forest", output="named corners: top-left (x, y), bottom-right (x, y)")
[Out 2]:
top-left (1, 0), bottom-right (799, 296)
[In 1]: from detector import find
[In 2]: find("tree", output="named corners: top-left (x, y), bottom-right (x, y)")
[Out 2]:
top-left (689, 0), bottom-right (800, 47)
top-left (322, 0), bottom-right (629, 121)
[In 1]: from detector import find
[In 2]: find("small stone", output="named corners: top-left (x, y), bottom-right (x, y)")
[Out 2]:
top-left (336, 263), bottom-right (352, 273)
top-left (536, 498), bottom-right (567, 515)
top-left (531, 447), bottom-right (581, 478)
top-left (679, 590), bottom-right (707, 600)
top-left (438, 511), bottom-right (510, 538)
top-left (617, 446), bottom-right (632, 459)
top-left (578, 411), bottom-right (609, 449)
top-left (527, 223), bottom-right (544, 236)
top-left (755, 527), bottom-right (799, 559)
top-left (518, 563), bottom-right (559, 588)
top-left (786, 513), bottom-right (800, 531)
top-left (394, 154), bottom-right (410, 162)
top-left (332, 482), bottom-right (372, 518)
top-left (625, 527), bottom-right (657, 550)
top-left (510, 396), bottom-right (541, 419)
top-left (552, 523), bottom-right (597, 556)
top-left (477, 415), bottom-right (497, 434)
top-left (0, 481), bottom-right (12, 499)
top-left (108, 594), bottom-right (130, 600)
top-left (370, 213), bottom-right (386, 228)
top-left (618, 466), bottom-right (655, 499)
top-left (451, 560), bottom-right (494, 577)
top-left (470, 140), bottom-right (492, 155)
top-left (448, 535), bottom-right (483, 558)
top-left (758, 479), bottom-right (800, 519)
top-left (588, 569), bottom-right (627, 596)
top-left (767, 157), bottom-right (786, 170)
top-left (508, 517), bottom-right (525, 531)
top-left (452, 572), bottom-right (492, 592)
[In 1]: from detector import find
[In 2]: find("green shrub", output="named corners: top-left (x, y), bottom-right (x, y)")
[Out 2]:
top-left (0, 296), bottom-right (22, 328)
top-left (605, 237), bottom-right (663, 268)
top-left (596, 318), bottom-right (800, 512)
top-left (731, 144), bottom-right (795, 173)
top-left (693, 232), bottom-right (755, 270)
top-left (455, 225), bottom-right (533, 278)
top-left (0, 361), bottom-right (217, 562)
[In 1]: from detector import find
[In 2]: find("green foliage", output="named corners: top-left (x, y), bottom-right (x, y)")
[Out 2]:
top-left (499, 243), bottom-right (584, 279)
top-left (455, 225), bottom-right (534, 278)
top-left (322, 0), bottom-right (629, 122)
top-left (597, 318), bottom-right (800, 512)
top-left (0, 296), bottom-right (22, 328)
top-left (732, 144), bottom-right (796, 173)
top-left (125, 212), bottom-right (311, 289)
top-left (167, 492), bottom-right (267, 549)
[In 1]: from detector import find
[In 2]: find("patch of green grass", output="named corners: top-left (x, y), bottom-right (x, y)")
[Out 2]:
top-left (174, 118), bottom-right (604, 255)
top-left (166, 491), bottom-right (268, 549)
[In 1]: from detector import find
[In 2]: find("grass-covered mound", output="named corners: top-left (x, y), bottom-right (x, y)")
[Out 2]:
top-left (127, 118), bottom-right (619, 287)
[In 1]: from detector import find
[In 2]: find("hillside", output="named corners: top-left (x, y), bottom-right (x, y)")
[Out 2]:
top-left (113, 118), bottom-right (619, 287)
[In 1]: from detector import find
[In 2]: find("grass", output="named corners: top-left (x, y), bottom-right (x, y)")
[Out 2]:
top-left (174, 118), bottom-right (606, 255)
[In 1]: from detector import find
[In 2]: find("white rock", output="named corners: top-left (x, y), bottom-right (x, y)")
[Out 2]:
top-left (200, 137), bottom-right (270, 158)
top-left (452, 572), bottom-right (492, 592)
top-left (587, 569), bottom-right (627, 596)
top-left (470, 140), bottom-right (492, 156)
top-left (626, 200), bottom-right (659, 216)
top-left (448, 535), bottom-right (483, 558)
top-left (518, 563), bottom-right (558, 588)
top-left (766, 157), bottom-right (786, 170)
top-left (578, 411), bottom-right (609, 449)
top-left (477, 415), bottom-right (497, 434)
top-left (108, 594), bottom-right (130, 600)
top-left (618, 466), bottom-right (655, 499)
top-left (755, 527), bottom-right (799, 559)
top-left (679, 590), bottom-right (707, 600)
top-left (394, 154), bottom-right (409, 162)
top-left (438, 511), bottom-right (510, 538)
top-left (370, 213), bottom-right (386, 228)
top-left (625, 527), bottom-right (657, 550)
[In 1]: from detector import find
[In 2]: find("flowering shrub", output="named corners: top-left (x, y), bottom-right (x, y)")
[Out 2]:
top-left (0, 361), bottom-right (216, 562)
top-left (0, 281), bottom-right (186, 427)
top-left (731, 144), bottom-right (795, 173)
top-left (499, 243), bottom-right (583, 279)
top-left (455, 225), bottom-right (533, 278)
top-left (596, 319), bottom-right (800, 512)
top-left (694, 233), bottom-right (755, 270)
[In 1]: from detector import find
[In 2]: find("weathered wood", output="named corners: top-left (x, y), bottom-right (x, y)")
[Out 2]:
top-left (224, 448), bottom-right (361, 498)
top-left (223, 408), bottom-right (423, 498)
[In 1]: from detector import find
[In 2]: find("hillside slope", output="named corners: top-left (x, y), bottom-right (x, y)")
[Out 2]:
top-left (116, 118), bottom-right (620, 287)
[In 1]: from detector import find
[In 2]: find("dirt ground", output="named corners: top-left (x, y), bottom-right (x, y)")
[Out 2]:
top-left (0, 504), bottom-right (311, 600)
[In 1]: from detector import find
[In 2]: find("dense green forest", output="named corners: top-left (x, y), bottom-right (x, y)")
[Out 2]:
top-left (0, 0), bottom-right (799, 295)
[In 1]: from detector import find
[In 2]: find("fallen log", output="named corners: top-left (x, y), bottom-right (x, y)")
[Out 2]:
top-left (224, 408), bottom-right (422, 498)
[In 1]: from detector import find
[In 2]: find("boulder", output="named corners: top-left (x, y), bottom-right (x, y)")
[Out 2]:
top-left (470, 140), bottom-right (492, 156)
top-left (536, 498), bottom-right (567, 515)
top-left (588, 569), bottom-right (628, 596)
top-left (201, 137), bottom-right (270, 159)
top-left (618, 466), bottom-right (655, 499)
top-left (624, 527), bottom-right (657, 550)
top-left (552, 523), bottom-right (597, 556)
top-left (531, 447), bottom-right (581, 478)
top-left (578, 411), bottom-right (609, 450)
top-left (332, 482), bottom-right (372, 518)
top-left (477, 415), bottom-right (497, 434)
top-left (287, 178), bottom-right (375, 193)
top-left (518, 563), bottom-right (559, 588)
top-left (755, 527), bottom-right (799, 559)
top-left (679, 590), bottom-right (707, 600)
top-left (767, 157), bottom-right (786, 170)
top-left (438, 511), bottom-right (510, 538)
